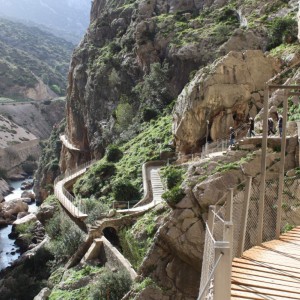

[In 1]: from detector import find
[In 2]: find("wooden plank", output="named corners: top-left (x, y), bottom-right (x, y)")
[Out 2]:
top-left (231, 276), bottom-right (300, 294)
top-left (231, 288), bottom-right (298, 300)
top-left (231, 283), bottom-right (300, 299)
top-left (232, 271), bottom-right (300, 288)
top-left (233, 259), bottom-right (300, 275)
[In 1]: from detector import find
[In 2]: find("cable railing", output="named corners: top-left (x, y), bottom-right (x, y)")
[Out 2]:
top-left (198, 172), bottom-right (300, 299)
top-left (54, 159), bottom-right (96, 220)
top-left (198, 189), bottom-right (234, 300)
top-left (201, 123), bottom-right (249, 159)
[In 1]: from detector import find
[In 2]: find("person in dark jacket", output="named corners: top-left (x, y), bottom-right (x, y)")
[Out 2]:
top-left (278, 115), bottom-right (283, 137)
top-left (248, 117), bottom-right (255, 137)
top-left (229, 127), bottom-right (235, 146)
top-left (268, 118), bottom-right (275, 136)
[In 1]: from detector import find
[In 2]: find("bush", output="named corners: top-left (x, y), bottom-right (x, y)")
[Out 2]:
top-left (93, 161), bottom-right (116, 177)
top-left (162, 186), bottom-right (185, 207)
top-left (106, 145), bottom-right (123, 162)
top-left (160, 166), bottom-right (185, 189)
top-left (46, 212), bottom-right (85, 260)
top-left (267, 16), bottom-right (298, 50)
top-left (142, 107), bottom-right (158, 122)
top-left (89, 270), bottom-right (132, 300)
top-left (112, 178), bottom-right (140, 202)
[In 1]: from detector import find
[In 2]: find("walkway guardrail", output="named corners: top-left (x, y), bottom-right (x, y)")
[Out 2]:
top-left (198, 189), bottom-right (234, 300)
top-left (54, 159), bottom-right (95, 220)
top-left (198, 172), bottom-right (300, 299)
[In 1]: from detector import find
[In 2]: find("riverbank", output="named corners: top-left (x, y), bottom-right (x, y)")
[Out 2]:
top-left (0, 178), bottom-right (36, 271)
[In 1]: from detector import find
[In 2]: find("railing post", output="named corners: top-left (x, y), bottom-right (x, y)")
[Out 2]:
top-left (225, 188), bottom-right (233, 222)
top-left (207, 205), bottom-right (216, 234)
top-left (128, 201), bottom-right (130, 209)
top-left (276, 91), bottom-right (288, 238)
top-left (214, 231), bottom-right (232, 300)
top-left (237, 176), bottom-right (252, 257)
top-left (258, 85), bottom-right (269, 245)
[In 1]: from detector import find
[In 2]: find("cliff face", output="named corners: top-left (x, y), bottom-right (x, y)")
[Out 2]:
top-left (56, 0), bottom-right (300, 299)
top-left (62, 0), bottom-right (279, 170)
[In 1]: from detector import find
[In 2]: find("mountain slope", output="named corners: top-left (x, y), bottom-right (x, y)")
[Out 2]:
top-left (0, 0), bottom-right (91, 43)
top-left (0, 18), bottom-right (74, 100)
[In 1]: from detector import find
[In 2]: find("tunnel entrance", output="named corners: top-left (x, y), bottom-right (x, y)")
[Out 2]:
top-left (103, 227), bottom-right (122, 251)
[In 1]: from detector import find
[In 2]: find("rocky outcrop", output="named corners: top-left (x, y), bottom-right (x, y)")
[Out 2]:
top-left (173, 50), bottom-right (279, 154)
top-left (0, 199), bottom-right (28, 224)
top-left (61, 0), bottom-right (272, 170)
top-left (0, 179), bottom-right (11, 202)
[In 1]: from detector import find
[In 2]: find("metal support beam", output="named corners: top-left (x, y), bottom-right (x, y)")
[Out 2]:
top-left (225, 188), bottom-right (234, 222)
top-left (276, 91), bottom-right (289, 238)
top-left (214, 223), bottom-right (233, 300)
top-left (258, 86), bottom-right (269, 245)
top-left (237, 176), bottom-right (252, 257)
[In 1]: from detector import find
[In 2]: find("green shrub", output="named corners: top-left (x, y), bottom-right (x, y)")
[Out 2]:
top-left (46, 212), bottom-right (85, 260)
top-left (162, 186), bottom-right (185, 207)
top-left (112, 178), bottom-right (140, 202)
top-left (142, 107), bottom-right (158, 122)
top-left (160, 166), bottom-right (185, 189)
top-left (267, 16), bottom-right (298, 50)
top-left (89, 270), bottom-right (132, 300)
top-left (93, 161), bottom-right (116, 177)
top-left (106, 145), bottom-right (123, 162)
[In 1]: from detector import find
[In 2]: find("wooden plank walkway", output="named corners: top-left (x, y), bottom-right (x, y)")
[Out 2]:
top-left (231, 227), bottom-right (300, 299)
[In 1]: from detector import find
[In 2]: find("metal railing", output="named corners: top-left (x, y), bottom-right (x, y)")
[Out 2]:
top-left (198, 189), bottom-right (234, 300)
top-left (198, 172), bottom-right (300, 299)
top-left (201, 123), bottom-right (249, 159)
top-left (54, 159), bottom-right (96, 219)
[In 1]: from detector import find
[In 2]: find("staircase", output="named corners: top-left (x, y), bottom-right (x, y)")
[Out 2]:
top-left (150, 167), bottom-right (164, 205)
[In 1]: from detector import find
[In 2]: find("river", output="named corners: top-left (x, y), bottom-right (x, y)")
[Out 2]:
top-left (0, 178), bottom-right (36, 271)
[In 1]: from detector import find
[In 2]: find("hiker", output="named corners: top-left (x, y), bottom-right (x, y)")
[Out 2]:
top-left (268, 118), bottom-right (275, 136)
top-left (248, 117), bottom-right (255, 137)
top-left (229, 127), bottom-right (235, 146)
top-left (278, 115), bottom-right (283, 137)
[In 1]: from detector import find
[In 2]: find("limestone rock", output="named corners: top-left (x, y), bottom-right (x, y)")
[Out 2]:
top-left (33, 288), bottom-right (51, 300)
top-left (21, 191), bottom-right (35, 200)
top-left (173, 50), bottom-right (278, 154)
top-left (13, 213), bottom-right (37, 226)
top-left (36, 204), bottom-right (57, 225)
top-left (0, 199), bottom-right (28, 219)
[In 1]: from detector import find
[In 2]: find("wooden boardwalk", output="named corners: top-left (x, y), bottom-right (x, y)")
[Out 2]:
top-left (231, 227), bottom-right (300, 299)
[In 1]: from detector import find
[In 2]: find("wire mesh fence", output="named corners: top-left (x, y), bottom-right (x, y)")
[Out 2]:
top-left (199, 223), bottom-right (216, 300)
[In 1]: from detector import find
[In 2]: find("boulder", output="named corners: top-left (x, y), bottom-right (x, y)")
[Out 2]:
top-left (21, 180), bottom-right (34, 190)
top-left (13, 213), bottom-right (37, 226)
top-left (0, 199), bottom-right (28, 219)
top-left (173, 50), bottom-right (278, 154)
top-left (36, 204), bottom-right (57, 225)
top-left (21, 191), bottom-right (35, 200)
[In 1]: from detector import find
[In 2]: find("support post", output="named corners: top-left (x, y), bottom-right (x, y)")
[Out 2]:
top-left (237, 176), bottom-right (252, 257)
top-left (258, 85), bottom-right (269, 245)
top-left (214, 222), bottom-right (233, 300)
top-left (207, 206), bottom-right (216, 234)
top-left (226, 188), bottom-right (234, 222)
top-left (276, 91), bottom-right (288, 238)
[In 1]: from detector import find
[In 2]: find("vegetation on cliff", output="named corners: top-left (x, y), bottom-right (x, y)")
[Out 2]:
top-left (73, 115), bottom-right (172, 209)
top-left (0, 18), bottom-right (74, 99)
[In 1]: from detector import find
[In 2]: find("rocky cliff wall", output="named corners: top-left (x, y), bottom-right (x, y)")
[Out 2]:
top-left (0, 139), bottom-right (40, 175)
top-left (61, 0), bottom-right (274, 170)
top-left (173, 50), bottom-right (280, 153)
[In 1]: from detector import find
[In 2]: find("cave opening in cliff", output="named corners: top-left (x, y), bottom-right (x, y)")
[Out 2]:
top-left (103, 227), bottom-right (122, 251)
